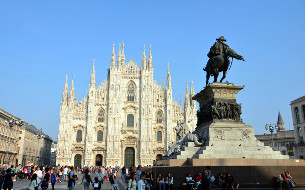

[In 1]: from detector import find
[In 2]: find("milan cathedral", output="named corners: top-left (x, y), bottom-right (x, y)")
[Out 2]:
top-left (56, 44), bottom-right (197, 167)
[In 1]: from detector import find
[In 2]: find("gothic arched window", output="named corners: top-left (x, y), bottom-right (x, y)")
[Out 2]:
top-left (98, 108), bottom-right (105, 123)
top-left (97, 130), bottom-right (103, 141)
top-left (76, 130), bottom-right (82, 142)
top-left (127, 82), bottom-right (135, 102)
top-left (156, 110), bottom-right (163, 123)
top-left (157, 131), bottom-right (162, 142)
top-left (127, 114), bottom-right (134, 127)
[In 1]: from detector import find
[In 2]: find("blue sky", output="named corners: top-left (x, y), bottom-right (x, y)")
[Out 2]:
top-left (0, 1), bottom-right (304, 140)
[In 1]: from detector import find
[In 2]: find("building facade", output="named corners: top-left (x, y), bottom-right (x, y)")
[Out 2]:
top-left (56, 44), bottom-right (197, 167)
top-left (256, 112), bottom-right (295, 158)
top-left (0, 108), bottom-right (23, 166)
top-left (291, 95), bottom-right (305, 159)
top-left (17, 123), bottom-right (53, 166)
top-left (0, 108), bottom-right (53, 166)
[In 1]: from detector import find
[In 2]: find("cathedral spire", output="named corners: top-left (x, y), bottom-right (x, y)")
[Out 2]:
top-left (184, 81), bottom-right (189, 108)
top-left (148, 44), bottom-right (152, 69)
top-left (111, 43), bottom-right (116, 69)
top-left (117, 43), bottom-right (122, 68)
top-left (142, 44), bottom-right (146, 70)
top-left (167, 63), bottom-right (172, 89)
top-left (121, 42), bottom-right (126, 65)
top-left (69, 75), bottom-right (75, 103)
top-left (277, 111), bottom-right (286, 131)
top-left (90, 59), bottom-right (96, 86)
top-left (61, 75), bottom-right (69, 105)
top-left (190, 81), bottom-right (195, 106)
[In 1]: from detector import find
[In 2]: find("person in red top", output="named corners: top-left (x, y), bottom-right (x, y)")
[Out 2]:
top-left (195, 172), bottom-right (202, 182)
top-left (23, 167), bottom-right (28, 180)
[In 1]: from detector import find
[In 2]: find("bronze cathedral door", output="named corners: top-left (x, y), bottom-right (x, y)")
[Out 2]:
top-left (124, 147), bottom-right (135, 167)
top-left (74, 154), bottom-right (82, 168)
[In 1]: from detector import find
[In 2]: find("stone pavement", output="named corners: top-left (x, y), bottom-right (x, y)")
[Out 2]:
top-left (10, 178), bottom-right (305, 190)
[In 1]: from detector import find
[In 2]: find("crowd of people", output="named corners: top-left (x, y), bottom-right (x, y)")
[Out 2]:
top-left (122, 165), bottom-right (153, 190)
top-left (0, 164), bottom-right (122, 190)
top-left (0, 164), bottom-right (297, 190)
top-left (181, 167), bottom-right (239, 190)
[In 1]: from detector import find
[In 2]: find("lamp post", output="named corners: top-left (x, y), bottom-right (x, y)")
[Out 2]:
top-left (265, 124), bottom-right (279, 150)
top-left (34, 129), bottom-right (45, 166)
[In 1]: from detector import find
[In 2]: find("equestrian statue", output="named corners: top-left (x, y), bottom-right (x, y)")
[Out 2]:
top-left (204, 36), bottom-right (245, 86)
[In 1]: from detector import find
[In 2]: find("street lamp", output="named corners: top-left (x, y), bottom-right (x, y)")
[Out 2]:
top-left (34, 129), bottom-right (45, 166)
top-left (265, 124), bottom-right (279, 150)
top-left (4, 119), bottom-right (23, 165)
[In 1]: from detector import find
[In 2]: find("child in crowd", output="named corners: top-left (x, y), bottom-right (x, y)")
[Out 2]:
top-left (93, 177), bottom-right (99, 190)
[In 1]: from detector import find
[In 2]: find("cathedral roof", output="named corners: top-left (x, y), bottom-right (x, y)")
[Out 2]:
top-left (291, 95), bottom-right (305, 104)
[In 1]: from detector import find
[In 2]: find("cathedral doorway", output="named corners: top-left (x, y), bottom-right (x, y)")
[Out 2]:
top-left (95, 154), bottom-right (103, 166)
top-left (74, 154), bottom-right (82, 168)
top-left (124, 147), bottom-right (135, 168)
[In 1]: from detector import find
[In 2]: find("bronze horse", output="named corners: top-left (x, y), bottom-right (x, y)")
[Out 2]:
top-left (204, 48), bottom-right (245, 86)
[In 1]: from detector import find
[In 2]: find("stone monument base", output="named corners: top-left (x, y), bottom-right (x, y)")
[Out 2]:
top-left (170, 120), bottom-right (288, 159)
top-left (167, 83), bottom-right (288, 159)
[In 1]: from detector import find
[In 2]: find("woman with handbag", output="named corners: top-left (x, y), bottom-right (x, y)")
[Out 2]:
top-left (41, 168), bottom-right (51, 189)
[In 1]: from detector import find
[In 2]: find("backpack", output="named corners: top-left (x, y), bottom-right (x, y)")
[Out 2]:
top-left (86, 174), bottom-right (91, 183)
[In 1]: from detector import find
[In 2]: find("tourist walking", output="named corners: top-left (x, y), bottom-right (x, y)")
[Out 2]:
top-left (94, 168), bottom-right (104, 190)
top-left (136, 165), bottom-right (142, 182)
top-left (64, 166), bottom-right (69, 182)
top-left (58, 167), bottom-right (63, 182)
top-left (128, 172), bottom-right (137, 190)
top-left (3, 168), bottom-right (13, 190)
top-left (28, 174), bottom-right (38, 190)
top-left (68, 166), bottom-right (78, 190)
top-left (51, 168), bottom-right (57, 190)
top-left (137, 173), bottom-right (146, 190)
top-left (0, 166), bottom-right (5, 189)
top-left (82, 168), bottom-right (92, 190)
top-left (144, 170), bottom-right (153, 190)
top-left (41, 167), bottom-right (51, 189)
top-left (93, 177), bottom-right (99, 190)
top-left (35, 166), bottom-right (43, 186)
top-left (121, 166), bottom-right (126, 179)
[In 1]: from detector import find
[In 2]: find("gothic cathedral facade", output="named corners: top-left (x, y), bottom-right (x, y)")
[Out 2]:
top-left (56, 44), bottom-right (197, 167)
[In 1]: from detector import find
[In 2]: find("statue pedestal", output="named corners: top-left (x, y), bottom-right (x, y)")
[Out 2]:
top-left (172, 82), bottom-right (288, 159)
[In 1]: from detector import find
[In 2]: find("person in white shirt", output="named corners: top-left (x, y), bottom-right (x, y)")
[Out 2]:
top-left (137, 173), bottom-right (146, 190)
top-left (34, 166), bottom-right (43, 185)
top-left (64, 166), bottom-right (69, 182)
top-left (94, 169), bottom-right (104, 190)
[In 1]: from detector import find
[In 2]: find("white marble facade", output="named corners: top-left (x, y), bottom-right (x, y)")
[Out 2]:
top-left (56, 44), bottom-right (197, 167)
